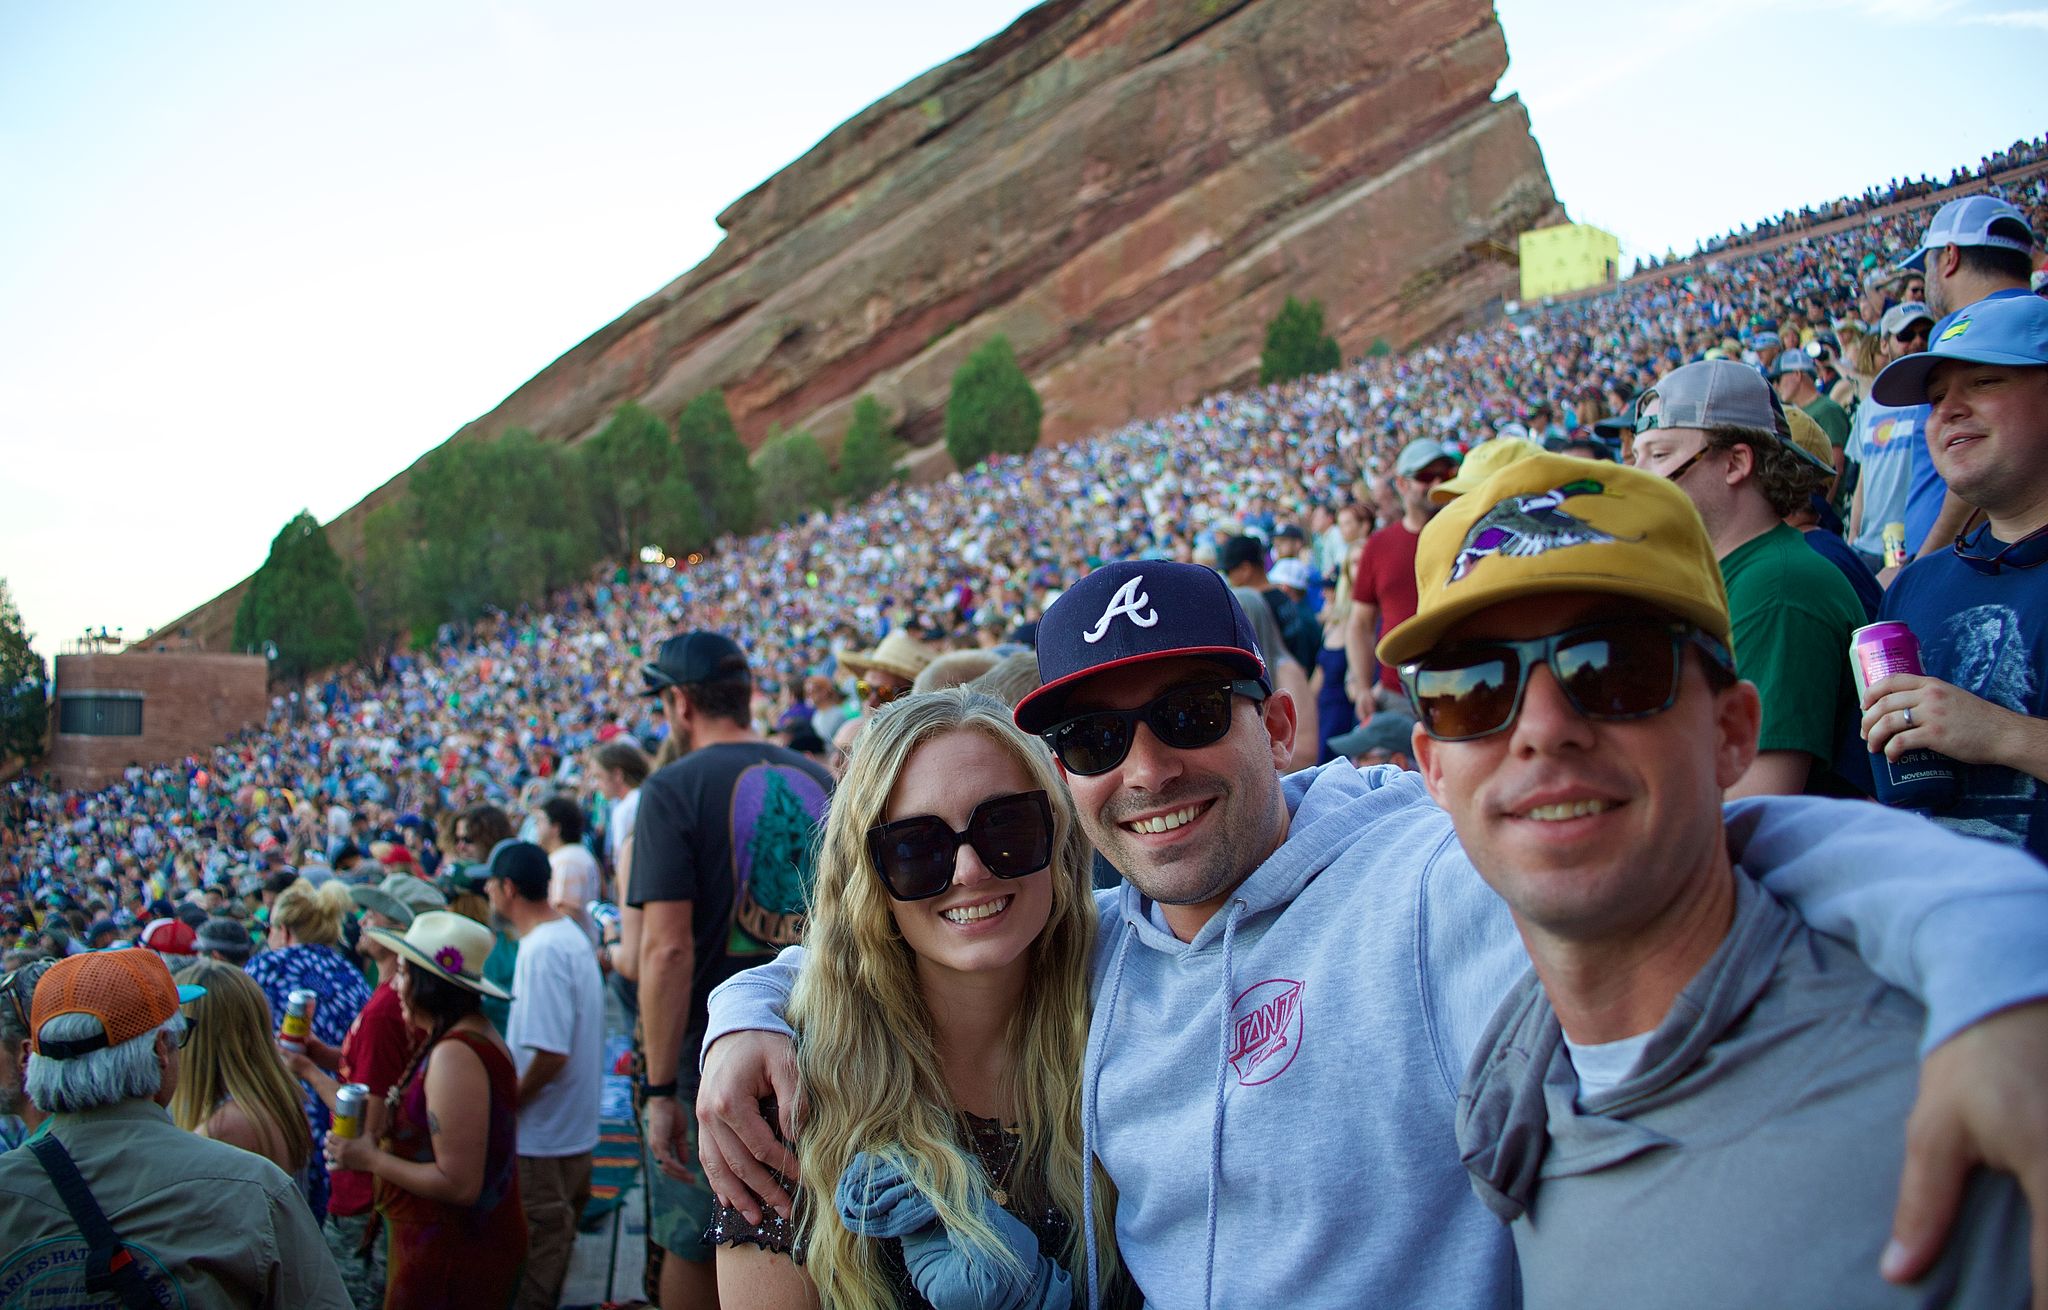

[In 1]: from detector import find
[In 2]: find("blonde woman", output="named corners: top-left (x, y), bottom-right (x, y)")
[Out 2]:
top-left (245, 877), bottom-right (372, 1222)
top-left (172, 959), bottom-right (314, 1181)
top-left (709, 690), bottom-right (1121, 1310)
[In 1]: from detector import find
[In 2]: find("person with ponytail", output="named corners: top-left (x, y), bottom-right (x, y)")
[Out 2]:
top-left (171, 958), bottom-right (314, 1182)
top-left (326, 910), bottom-right (526, 1308)
top-left (709, 690), bottom-right (1125, 1310)
top-left (246, 876), bottom-right (374, 1222)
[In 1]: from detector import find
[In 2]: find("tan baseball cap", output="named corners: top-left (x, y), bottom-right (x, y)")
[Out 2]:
top-left (1378, 453), bottom-right (1731, 668)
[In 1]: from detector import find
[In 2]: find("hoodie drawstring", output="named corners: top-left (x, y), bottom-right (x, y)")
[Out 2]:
top-left (1202, 899), bottom-right (1247, 1310)
top-left (1083, 929), bottom-right (1134, 1310)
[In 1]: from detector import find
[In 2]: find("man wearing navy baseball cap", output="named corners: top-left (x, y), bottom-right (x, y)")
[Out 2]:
top-left (697, 555), bottom-right (2048, 1308)
top-left (1846, 292), bottom-right (2048, 862)
top-left (1895, 194), bottom-right (2039, 560)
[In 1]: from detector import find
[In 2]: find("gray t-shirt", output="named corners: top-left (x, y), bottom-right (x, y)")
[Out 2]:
top-left (1459, 873), bottom-right (2029, 1308)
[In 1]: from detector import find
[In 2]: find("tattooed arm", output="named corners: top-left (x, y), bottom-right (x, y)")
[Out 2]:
top-left (325, 1037), bottom-right (493, 1206)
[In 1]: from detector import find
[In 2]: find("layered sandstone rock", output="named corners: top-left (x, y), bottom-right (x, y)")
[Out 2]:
top-left (164, 0), bottom-right (1557, 649)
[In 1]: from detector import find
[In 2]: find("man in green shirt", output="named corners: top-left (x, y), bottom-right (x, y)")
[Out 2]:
top-left (1631, 359), bottom-right (1864, 797)
top-left (1770, 349), bottom-right (1851, 482)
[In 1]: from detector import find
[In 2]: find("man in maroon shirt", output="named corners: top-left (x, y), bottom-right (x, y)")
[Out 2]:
top-left (1346, 437), bottom-right (1457, 724)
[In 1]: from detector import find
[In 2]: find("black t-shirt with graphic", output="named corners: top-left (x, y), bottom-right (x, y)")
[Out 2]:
top-left (628, 740), bottom-right (833, 1086)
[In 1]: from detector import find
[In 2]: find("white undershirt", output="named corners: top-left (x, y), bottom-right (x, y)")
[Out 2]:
top-left (1562, 1029), bottom-right (1655, 1099)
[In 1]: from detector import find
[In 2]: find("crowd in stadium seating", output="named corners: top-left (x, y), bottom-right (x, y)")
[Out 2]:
top-left (4, 137), bottom-right (2047, 1309)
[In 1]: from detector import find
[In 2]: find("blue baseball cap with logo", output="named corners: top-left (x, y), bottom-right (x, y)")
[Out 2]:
top-left (1871, 293), bottom-right (2048, 406)
top-left (1012, 560), bottom-right (1269, 734)
top-left (1898, 194), bottom-right (2036, 273)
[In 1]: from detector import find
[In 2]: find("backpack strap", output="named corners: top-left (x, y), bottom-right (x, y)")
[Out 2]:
top-left (26, 1133), bottom-right (166, 1310)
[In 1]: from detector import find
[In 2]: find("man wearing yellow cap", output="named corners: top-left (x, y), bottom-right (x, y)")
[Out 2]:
top-left (1382, 455), bottom-right (2029, 1306)
top-left (0, 950), bottom-right (350, 1307)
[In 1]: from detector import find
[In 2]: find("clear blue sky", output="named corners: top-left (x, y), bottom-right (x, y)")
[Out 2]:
top-left (2, 0), bottom-right (2041, 661)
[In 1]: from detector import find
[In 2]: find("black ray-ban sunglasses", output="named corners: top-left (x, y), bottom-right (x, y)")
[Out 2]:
top-left (1400, 619), bottom-right (1735, 742)
top-left (867, 789), bottom-right (1056, 901)
top-left (1042, 680), bottom-right (1268, 777)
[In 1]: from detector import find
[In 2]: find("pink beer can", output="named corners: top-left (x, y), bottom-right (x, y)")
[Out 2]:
top-left (1849, 622), bottom-right (1957, 810)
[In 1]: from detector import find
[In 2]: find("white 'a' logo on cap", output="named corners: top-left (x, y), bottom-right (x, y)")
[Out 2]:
top-left (1082, 575), bottom-right (1159, 644)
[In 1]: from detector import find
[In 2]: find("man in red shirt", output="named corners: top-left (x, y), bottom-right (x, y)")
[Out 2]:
top-left (1346, 437), bottom-right (1458, 724)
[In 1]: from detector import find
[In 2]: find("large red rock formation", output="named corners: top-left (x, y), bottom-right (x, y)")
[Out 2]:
top-left (163, 0), bottom-right (1557, 649)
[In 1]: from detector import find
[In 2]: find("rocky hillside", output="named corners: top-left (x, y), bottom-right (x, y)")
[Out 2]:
top-left (163, 0), bottom-right (1557, 649)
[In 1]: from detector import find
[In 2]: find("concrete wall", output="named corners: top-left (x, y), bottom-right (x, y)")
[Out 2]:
top-left (47, 652), bottom-right (269, 792)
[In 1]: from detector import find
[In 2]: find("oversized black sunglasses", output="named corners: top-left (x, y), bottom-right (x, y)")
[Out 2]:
top-left (1042, 680), bottom-right (1268, 777)
top-left (1400, 619), bottom-right (1735, 742)
top-left (866, 790), bottom-right (1055, 901)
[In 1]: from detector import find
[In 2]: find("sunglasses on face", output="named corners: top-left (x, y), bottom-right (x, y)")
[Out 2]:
top-left (1400, 619), bottom-right (1735, 742)
top-left (866, 789), bottom-right (1056, 901)
top-left (1042, 680), bottom-right (1268, 777)
top-left (857, 679), bottom-right (908, 706)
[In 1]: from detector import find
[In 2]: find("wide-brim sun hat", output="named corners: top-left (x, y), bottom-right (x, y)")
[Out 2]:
top-left (839, 630), bottom-right (939, 684)
top-left (364, 910), bottom-right (511, 1000)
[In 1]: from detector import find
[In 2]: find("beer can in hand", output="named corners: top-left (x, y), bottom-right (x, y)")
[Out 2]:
top-left (1849, 622), bottom-right (1958, 811)
top-left (332, 1083), bottom-right (369, 1140)
top-left (279, 989), bottom-right (317, 1053)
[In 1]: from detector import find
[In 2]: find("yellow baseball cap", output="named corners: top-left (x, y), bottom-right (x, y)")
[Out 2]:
top-left (1428, 436), bottom-right (1543, 504)
top-left (1377, 453), bottom-right (1732, 668)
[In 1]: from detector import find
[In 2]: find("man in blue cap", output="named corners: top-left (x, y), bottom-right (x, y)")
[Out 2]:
top-left (1851, 292), bottom-right (2048, 862)
top-left (1896, 194), bottom-right (2039, 560)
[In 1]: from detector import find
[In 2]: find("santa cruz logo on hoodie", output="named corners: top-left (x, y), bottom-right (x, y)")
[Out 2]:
top-left (1227, 977), bottom-right (1304, 1086)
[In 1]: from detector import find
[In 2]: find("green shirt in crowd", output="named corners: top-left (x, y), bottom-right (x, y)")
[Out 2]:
top-left (1801, 394), bottom-right (1852, 450)
top-left (1719, 522), bottom-right (1864, 776)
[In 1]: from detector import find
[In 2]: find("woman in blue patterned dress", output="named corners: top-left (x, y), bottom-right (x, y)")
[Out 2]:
top-left (247, 877), bottom-right (373, 1221)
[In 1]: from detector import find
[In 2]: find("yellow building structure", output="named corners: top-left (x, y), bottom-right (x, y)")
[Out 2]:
top-left (1518, 223), bottom-right (1620, 300)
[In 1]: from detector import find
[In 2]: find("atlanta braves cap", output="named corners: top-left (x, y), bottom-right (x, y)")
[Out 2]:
top-left (1871, 292), bottom-right (2048, 407)
top-left (1898, 194), bottom-right (2036, 273)
top-left (1012, 560), bottom-right (1269, 734)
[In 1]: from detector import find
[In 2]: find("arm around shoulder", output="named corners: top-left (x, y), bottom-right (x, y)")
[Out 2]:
top-left (1726, 794), bottom-right (2048, 1052)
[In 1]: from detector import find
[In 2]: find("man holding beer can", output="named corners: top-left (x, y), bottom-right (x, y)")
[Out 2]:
top-left (1851, 291), bottom-right (2048, 861)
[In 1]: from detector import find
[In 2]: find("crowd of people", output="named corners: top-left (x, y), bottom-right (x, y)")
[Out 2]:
top-left (1640, 135), bottom-right (2048, 268)
top-left (1, 140), bottom-right (2046, 1309)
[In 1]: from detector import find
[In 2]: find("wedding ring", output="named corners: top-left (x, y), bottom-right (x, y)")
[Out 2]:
top-left (1902, 707), bottom-right (1914, 728)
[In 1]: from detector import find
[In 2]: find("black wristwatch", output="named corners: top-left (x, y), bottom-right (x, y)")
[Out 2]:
top-left (643, 1079), bottom-right (679, 1099)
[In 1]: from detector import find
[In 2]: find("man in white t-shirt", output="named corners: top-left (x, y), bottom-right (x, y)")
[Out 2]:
top-left (536, 794), bottom-right (602, 944)
top-left (485, 840), bottom-right (608, 1310)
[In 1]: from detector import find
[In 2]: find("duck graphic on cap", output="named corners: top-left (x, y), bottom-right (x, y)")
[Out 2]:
top-left (1449, 480), bottom-right (1633, 582)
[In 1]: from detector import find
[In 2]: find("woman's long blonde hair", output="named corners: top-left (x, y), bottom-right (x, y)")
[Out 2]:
top-left (269, 878), bottom-right (353, 946)
top-left (790, 689), bottom-right (1114, 1308)
top-left (170, 959), bottom-right (313, 1172)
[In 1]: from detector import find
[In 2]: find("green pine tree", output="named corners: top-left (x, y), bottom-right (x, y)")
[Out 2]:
top-left (232, 512), bottom-right (366, 680)
top-left (675, 390), bottom-right (758, 540)
top-left (581, 402), bottom-right (676, 559)
top-left (835, 394), bottom-right (904, 501)
top-left (944, 335), bottom-right (1042, 470)
top-left (1259, 295), bottom-right (1342, 385)
top-left (753, 426), bottom-right (835, 527)
top-left (0, 580), bottom-right (47, 765)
